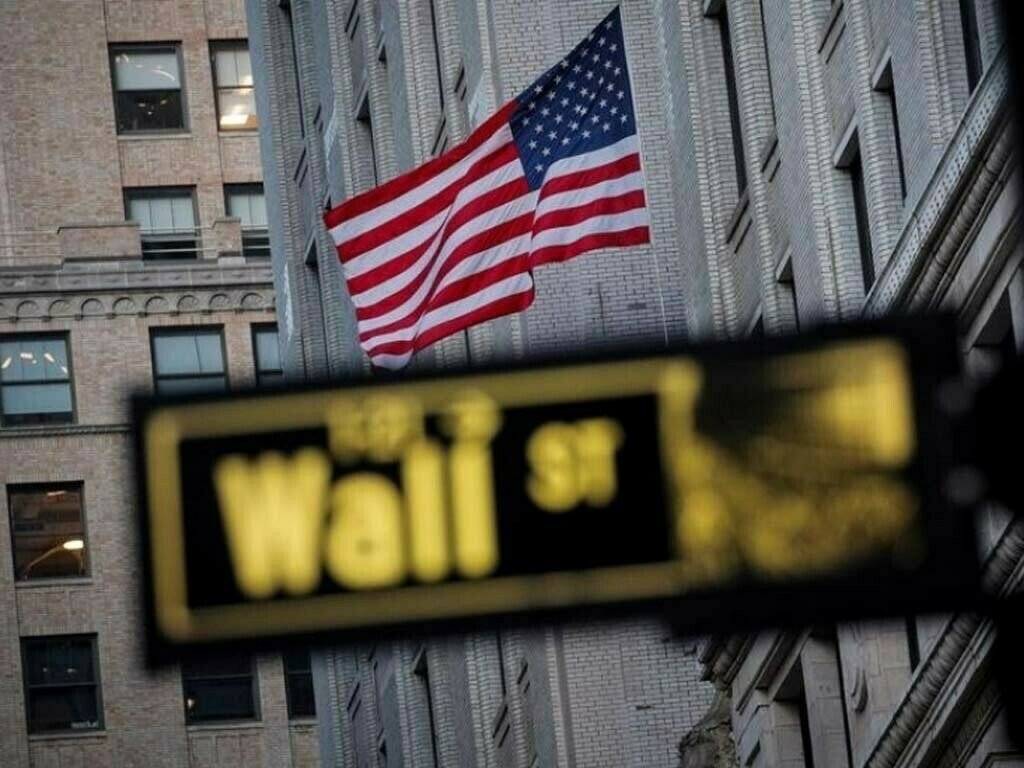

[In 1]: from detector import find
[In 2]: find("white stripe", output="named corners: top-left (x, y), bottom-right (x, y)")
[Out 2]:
top-left (366, 273), bottom-right (533, 353)
top-left (543, 134), bottom-right (640, 181)
top-left (355, 192), bottom-right (536, 329)
top-left (344, 158), bottom-right (526, 287)
top-left (370, 351), bottom-right (414, 370)
top-left (329, 124), bottom-right (514, 245)
top-left (530, 208), bottom-right (650, 251)
top-left (434, 232), bottom-right (531, 294)
top-left (535, 169), bottom-right (644, 220)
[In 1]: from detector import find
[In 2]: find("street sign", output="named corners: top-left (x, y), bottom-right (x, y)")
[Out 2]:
top-left (135, 318), bottom-right (978, 659)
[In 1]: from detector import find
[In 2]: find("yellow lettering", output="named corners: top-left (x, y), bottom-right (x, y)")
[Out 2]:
top-left (402, 438), bottom-right (449, 582)
top-left (526, 418), bottom-right (624, 512)
top-left (213, 449), bottom-right (331, 599)
top-left (324, 473), bottom-right (405, 589)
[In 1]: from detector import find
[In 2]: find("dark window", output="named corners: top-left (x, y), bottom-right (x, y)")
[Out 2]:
top-left (717, 4), bottom-right (748, 195)
top-left (110, 45), bottom-right (185, 133)
top-left (356, 94), bottom-right (379, 187)
top-left (22, 635), bottom-right (102, 733)
top-left (284, 650), bottom-right (316, 719)
top-left (758, 0), bottom-right (777, 124)
top-left (959, 0), bottom-right (983, 93)
top-left (9, 484), bottom-right (88, 580)
top-left (877, 64), bottom-right (907, 200)
top-left (778, 256), bottom-right (800, 331)
top-left (182, 655), bottom-right (258, 723)
top-left (849, 150), bottom-right (875, 291)
top-left (796, 679), bottom-right (816, 768)
top-left (211, 41), bottom-right (258, 131)
top-left (906, 616), bottom-right (921, 670)
top-left (281, 3), bottom-right (305, 137)
top-left (125, 187), bottom-right (199, 259)
top-left (225, 183), bottom-right (269, 258)
top-left (428, 0), bottom-right (445, 110)
top-left (253, 324), bottom-right (284, 387)
top-left (150, 328), bottom-right (228, 396)
top-left (0, 334), bottom-right (74, 426)
top-left (413, 649), bottom-right (440, 768)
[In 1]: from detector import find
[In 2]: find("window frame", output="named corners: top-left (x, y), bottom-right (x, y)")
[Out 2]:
top-left (251, 323), bottom-right (284, 388)
top-left (714, 2), bottom-right (748, 197)
top-left (21, 634), bottom-right (104, 734)
top-left (0, 332), bottom-right (77, 428)
top-left (109, 42), bottom-right (189, 135)
top-left (181, 654), bottom-right (260, 724)
top-left (209, 40), bottom-right (259, 133)
top-left (124, 186), bottom-right (201, 260)
top-left (224, 183), bottom-right (270, 259)
top-left (149, 326), bottom-right (230, 396)
top-left (283, 650), bottom-right (316, 720)
top-left (8, 482), bottom-right (90, 582)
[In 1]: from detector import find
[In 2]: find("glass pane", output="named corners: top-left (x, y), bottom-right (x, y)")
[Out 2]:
top-left (115, 90), bottom-right (184, 132)
top-left (248, 192), bottom-right (267, 226)
top-left (217, 88), bottom-right (258, 130)
top-left (10, 486), bottom-right (87, 580)
top-left (147, 197), bottom-right (174, 233)
top-left (25, 638), bottom-right (96, 685)
top-left (156, 376), bottom-right (227, 396)
top-left (170, 196), bottom-right (196, 230)
top-left (286, 673), bottom-right (316, 718)
top-left (213, 48), bottom-right (240, 87)
top-left (183, 655), bottom-right (253, 679)
top-left (1, 337), bottom-right (68, 383)
top-left (225, 190), bottom-right (252, 224)
top-left (255, 328), bottom-right (281, 372)
top-left (113, 49), bottom-right (181, 90)
top-left (2, 383), bottom-right (73, 417)
top-left (184, 677), bottom-right (256, 721)
top-left (152, 333), bottom-right (223, 376)
top-left (127, 197), bottom-right (153, 231)
top-left (235, 48), bottom-right (253, 86)
top-left (283, 649), bottom-right (311, 673)
top-left (27, 685), bottom-right (100, 732)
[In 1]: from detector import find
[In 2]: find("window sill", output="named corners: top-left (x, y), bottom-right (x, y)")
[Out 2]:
top-left (288, 717), bottom-right (317, 726)
top-left (218, 130), bottom-right (260, 138)
top-left (117, 132), bottom-right (192, 141)
top-left (187, 720), bottom-right (263, 732)
top-left (15, 577), bottom-right (92, 589)
top-left (29, 729), bottom-right (106, 742)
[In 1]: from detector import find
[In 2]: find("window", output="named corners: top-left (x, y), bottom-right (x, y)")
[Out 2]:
top-left (211, 41), bottom-right (258, 131)
top-left (0, 334), bottom-right (74, 426)
top-left (125, 187), bottom-right (199, 259)
top-left (356, 94), bottom-right (379, 188)
top-left (110, 44), bottom-right (185, 133)
top-left (182, 655), bottom-right (258, 723)
top-left (150, 328), bottom-right (228, 396)
top-left (777, 255), bottom-right (800, 331)
top-left (959, 0), bottom-right (983, 93)
top-left (225, 184), bottom-right (269, 258)
top-left (848, 149), bottom-right (875, 291)
top-left (284, 650), bottom-right (316, 719)
top-left (22, 635), bottom-right (103, 733)
top-left (413, 648), bottom-right (440, 767)
top-left (875, 63), bottom-right (907, 200)
top-left (252, 324), bottom-right (284, 387)
top-left (9, 484), bottom-right (88, 580)
top-left (906, 616), bottom-right (921, 671)
top-left (716, 3), bottom-right (747, 196)
top-left (758, 0), bottom-right (777, 125)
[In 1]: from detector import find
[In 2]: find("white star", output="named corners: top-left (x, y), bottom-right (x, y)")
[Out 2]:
top-left (610, 43), bottom-right (618, 52)
top-left (528, 101), bottom-right (536, 110)
top-left (542, 147), bottom-right (551, 156)
top-left (598, 76), bottom-right (605, 86)
top-left (581, 88), bottom-right (589, 98)
top-left (614, 66), bottom-right (622, 75)
top-left (535, 123), bottom-right (543, 133)
top-left (573, 64), bottom-right (582, 74)
top-left (528, 139), bottom-right (537, 149)
top-left (605, 19), bottom-right (613, 29)
top-left (590, 114), bottom-right (600, 124)
top-left (617, 89), bottom-right (625, 99)
top-left (561, 97), bottom-right (569, 107)
top-left (541, 107), bottom-right (550, 117)
top-left (590, 90), bottom-right (598, 100)
top-left (524, 117), bottom-right (531, 126)
top-left (604, 60), bottom-right (612, 70)
top-left (620, 113), bottom-right (628, 123)
top-left (592, 53), bottom-right (600, 62)
top-left (534, 84), bottom-right (543, 94)
top-left (573, 104), bottom-right (584, 114)
top-left (568, 81), bottom-right (576, 91)
top-left (598, 36), bottom-right (606, 46)
top-left (548, 130), bottom-right (557, 140)
top-left (610, 106), bottom-right (618, 115)
top-left (554, 74), bottom-right (562, 84)
top-left (554, 114), bottom-right (563, 124)
top-left (583, 129), bottom-right (591, 138)
top-left (561, 136), bottom-right (570, 145)
top-left (603, 122), bottom-right (610, 131)
top-left (536, 164), bottom-right (544, 172)
top-left (546, 90), bottom-right (556, 100)
top-left (600, 98), bottom-right (607, 108)
top-left (560, 59), bottom-right (569, 68)
top-left (585, 70), bottom-right (594, 80)
top-left (587, 33), bottom-right (594, 41)
top-left (570, 120), bottom-right (579, 130)
top-left (606, 82), bottom-right (615, 91)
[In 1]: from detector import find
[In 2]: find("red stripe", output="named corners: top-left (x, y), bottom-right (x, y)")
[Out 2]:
top-left (532, 189), bottom-right (646, 234)
top-left (354, 189), bottom-right (531, 322)
top-left (358, 212), bottom-right (533, 339)
top-left (324, 101), bottom-right (519, 229)
top-left (529, 226), bottom-right (651, 267)
top-left (537, 153), bottom-right (642, 203)
top-left (368, 288), bottom-right (535, 360)
top-left (346, 175), bottom-right (529, 297)
top-left (337, 142), bottom-right (520, 261)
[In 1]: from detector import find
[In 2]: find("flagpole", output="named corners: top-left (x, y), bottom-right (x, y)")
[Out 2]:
top-left (619, 3), bottom-right (670, 347)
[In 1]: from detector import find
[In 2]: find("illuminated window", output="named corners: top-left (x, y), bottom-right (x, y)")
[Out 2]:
top-left (252, 324), bottom-right (284, 387)
top-left (225, 184), bottom-right (269, 258)
top-left (22, 635), bottom-right (103, 733)
top-left (8, 484), bottom-right (88, 581)
top-left (110, 44), bottom-right (186, 133)
top-left (0, 334), bottom-right (74, 426)
top-left (150, 328), bottom-right (228, 396)
top-left (182, 655), bottom-right (258, 723)
top-left (283, 650), bottom-right (316, 719)
top-left (211, 41), bottom-right (258, 131)
top-left (125, 187), bottom-right (199, 260)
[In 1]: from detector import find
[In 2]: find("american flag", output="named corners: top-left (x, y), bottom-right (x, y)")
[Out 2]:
top-left (324, 6), bottom-right (650, 369)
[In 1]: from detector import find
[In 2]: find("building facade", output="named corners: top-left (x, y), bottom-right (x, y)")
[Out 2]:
top-left (0, 1), bottom-right (319, 766)
top-left (246, 1), bottom-right (1021, 767)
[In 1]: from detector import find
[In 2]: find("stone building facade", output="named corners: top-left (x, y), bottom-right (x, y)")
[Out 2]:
top-left (244, 0), bottom-right (1021, 767)
top-left (0, 1), bottom-right (318, 766)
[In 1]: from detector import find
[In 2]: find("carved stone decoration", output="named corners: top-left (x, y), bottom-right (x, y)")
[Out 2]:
top-left (240, 292), bottom-right (263, 310)
top-left (177, 295), bottom-right (200, 312)
top-left (208, 293), bottom-right (231, 310)
top-left (849, 667), bottom-right (868, 713)
top-left (48, 299), bottom-right (72, 317)
top-left (16, 300), bottom-right (40, 319)
top-left (112, 297), bottom-right (137, 315)
top-left (145, 296), bottom-right (170, 315)
top-left (80, 298), bottom-right (105, 316)
top-left (678, 690), bottom-right (740, 768)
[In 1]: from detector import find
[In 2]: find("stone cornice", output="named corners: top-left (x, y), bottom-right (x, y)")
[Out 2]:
top-left (864, 48), bottom-right (1010, 317)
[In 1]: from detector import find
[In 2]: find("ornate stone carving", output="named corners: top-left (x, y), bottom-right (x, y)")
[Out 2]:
top-left (208, 293), bottom-right (231, 310)
top-left (240, 292), bottom-right (264, 310)
top-left (144, 296), bottom-right (170, 315)
top-left (177, 295), bottom-right (199, 312)
top-left (80, 298), bottom-right (105, 316)
top-left (16, 300), bottom-right (39, 319)
top-left (48, 299), bottom-right (72, 317)
top-left (112, 297), bottom-right (137, 314)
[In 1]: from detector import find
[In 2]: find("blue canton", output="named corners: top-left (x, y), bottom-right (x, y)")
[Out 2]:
top-left (509, 7), bottom-right (637, 191)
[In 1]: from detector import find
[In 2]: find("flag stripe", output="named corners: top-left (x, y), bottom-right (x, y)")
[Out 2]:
top-left (531, 226), bottom-right (651, 267)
